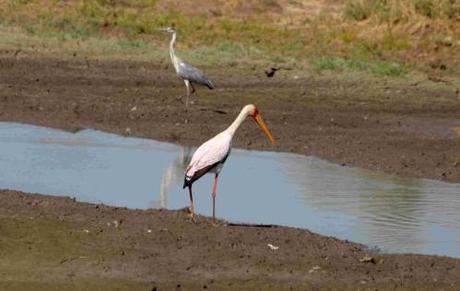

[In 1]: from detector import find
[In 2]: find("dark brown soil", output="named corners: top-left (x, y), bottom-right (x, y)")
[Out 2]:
top-left (1, 189), bottom-right (459, 290)
top-left (0, 54), bottom-right (459, 289)
top-left (0, 55), bottom-right (459, 182)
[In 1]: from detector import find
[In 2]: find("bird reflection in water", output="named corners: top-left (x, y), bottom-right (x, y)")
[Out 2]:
top-left (150, 147), bottom-right (193, 209)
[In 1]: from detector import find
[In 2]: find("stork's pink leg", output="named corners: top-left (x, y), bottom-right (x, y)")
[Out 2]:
top-left (211, 173), bottom-right (219, 225)
top-left (188, 186), bottom-right (196, 223)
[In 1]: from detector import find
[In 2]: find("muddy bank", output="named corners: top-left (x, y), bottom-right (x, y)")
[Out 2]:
top-left (0, 189), bottom-right (459, 290)
top-left (0, 55), bottom-right (459, 182)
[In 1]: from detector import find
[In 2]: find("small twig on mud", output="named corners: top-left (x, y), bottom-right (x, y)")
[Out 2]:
top-left (198, 107), bottom-right (227, 114)
top-left (308, 265), bottom-right (321, 273)
top-left (59, 256), bottom-right (87, 264)
top-left (359, 255), bottom-right (376, 264)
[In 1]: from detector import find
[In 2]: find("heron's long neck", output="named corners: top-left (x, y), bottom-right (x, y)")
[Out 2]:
top-left (169, 32), bottom-right (177, 62)
top-left (226, 108), bottom-right (249, 137)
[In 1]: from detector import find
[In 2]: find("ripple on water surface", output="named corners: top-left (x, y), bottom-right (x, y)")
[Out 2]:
top-left (0, 122), bottom-right (459, 257)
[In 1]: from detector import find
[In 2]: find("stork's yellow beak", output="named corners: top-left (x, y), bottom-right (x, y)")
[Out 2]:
top-left (254, 114), bottom-right (275, 144)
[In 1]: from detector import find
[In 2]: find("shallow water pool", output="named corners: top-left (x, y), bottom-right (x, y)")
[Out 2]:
top-left (0, 122), bottom-right (459, 257)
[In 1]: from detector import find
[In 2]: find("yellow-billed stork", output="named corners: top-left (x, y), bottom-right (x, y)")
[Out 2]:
top-left (183, 104), bottom-right (274, 224)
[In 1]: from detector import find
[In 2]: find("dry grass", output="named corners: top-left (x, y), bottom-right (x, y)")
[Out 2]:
top-left (0, 0), bottom-right (459, 77)
top-left (341, 0), bottom-right (460, 59)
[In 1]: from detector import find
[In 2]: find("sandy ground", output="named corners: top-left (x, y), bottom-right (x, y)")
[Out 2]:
top-left (0, 54), bottom-right (459, 289)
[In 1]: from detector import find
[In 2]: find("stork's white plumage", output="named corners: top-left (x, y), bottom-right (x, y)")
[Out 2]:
top-left (183, 104), bottom-right (274, 224)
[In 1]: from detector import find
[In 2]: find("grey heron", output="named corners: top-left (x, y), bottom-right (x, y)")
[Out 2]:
top-left (159, 27), bottom-right (214, 107)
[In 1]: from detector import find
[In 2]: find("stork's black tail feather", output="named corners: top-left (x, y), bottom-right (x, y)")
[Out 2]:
top-left (183, 177), bottom-right (192, 189)
top-left (182, 158), bottom-right (224, 189)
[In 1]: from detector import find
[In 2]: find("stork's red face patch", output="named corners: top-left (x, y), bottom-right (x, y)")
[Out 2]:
top-left (251, 106), bottom-right (259, 117)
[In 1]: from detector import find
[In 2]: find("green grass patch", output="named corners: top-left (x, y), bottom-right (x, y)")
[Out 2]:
top-left (0, 216), bottom-right (120, 282)
top-left (0, 1), bottom-right (303, 56)
top-left (0, 217), bottom-right (88, 260)
top-left (313, 57), bottom-right (408, 77)
top-left (1, 0), bottom-right (458, 78)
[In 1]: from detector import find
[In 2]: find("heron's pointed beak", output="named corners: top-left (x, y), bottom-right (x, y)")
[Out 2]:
top-left (254, 114), bottom-right (275, 144)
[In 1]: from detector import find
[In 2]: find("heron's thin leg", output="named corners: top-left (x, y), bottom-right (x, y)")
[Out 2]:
top-left (211, 173), bottom-right (219, 225)
top-left (184, 79), bottom-right (191, 108)
top-left (188, 185), bottom-right (196, 223)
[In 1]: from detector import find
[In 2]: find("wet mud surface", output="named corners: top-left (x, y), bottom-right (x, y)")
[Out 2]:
top-left (0, 189), bottom-right (459, 289)
top-left (0, 55), bottom-right (459, 289)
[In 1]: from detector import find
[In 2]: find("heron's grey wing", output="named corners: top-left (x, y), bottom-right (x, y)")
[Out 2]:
top-left (178, 61), bottom-right (214, 89)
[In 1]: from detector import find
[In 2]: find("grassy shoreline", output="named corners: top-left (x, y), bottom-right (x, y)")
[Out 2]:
top-left (0, 0), bottom-right (458, 79)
